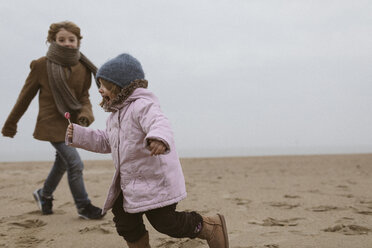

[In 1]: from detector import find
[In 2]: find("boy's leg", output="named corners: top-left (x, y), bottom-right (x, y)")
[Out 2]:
top-left (42, 149), bottom-right (67, 197)
top-left (34, 145), bottom-right (67, 215)
top-left (112, 192), bottom-right (148, 243)
top-left (50, 142), bottom-right (90, 209)
top-left (145, 203), bottom-right (203, 239)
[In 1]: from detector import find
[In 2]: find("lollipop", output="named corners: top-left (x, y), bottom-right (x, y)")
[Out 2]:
top-left (64, 112), bottom-right (72, 125)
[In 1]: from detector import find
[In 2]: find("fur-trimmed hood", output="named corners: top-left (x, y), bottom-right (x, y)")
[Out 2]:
top-left (101, 79), bottom-right (148, 112)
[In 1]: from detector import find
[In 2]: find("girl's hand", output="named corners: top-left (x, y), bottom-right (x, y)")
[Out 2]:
top-left (67, 124), bottom-right (74, 140)
top-left (148, 139), bottom-right (166, 156)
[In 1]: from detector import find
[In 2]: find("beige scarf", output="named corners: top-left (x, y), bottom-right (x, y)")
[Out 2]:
top-left (46, 42), bottom-right (97, 116)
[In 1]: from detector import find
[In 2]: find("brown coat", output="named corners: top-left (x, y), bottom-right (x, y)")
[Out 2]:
top-left (2, 56), bottom-right (94, 142)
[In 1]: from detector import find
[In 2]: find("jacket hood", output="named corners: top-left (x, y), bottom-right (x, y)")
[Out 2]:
top-left (106, 88), bottom-right (158, 113)
top-left (101, 79), bottom-right (149, 112)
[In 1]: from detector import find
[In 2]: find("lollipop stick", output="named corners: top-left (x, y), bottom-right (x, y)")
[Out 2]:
top-left (64, 112), bottom-right (72, 125)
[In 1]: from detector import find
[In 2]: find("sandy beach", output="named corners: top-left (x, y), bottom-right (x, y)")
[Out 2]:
top-left (1, 153), bottom-right (372, 247)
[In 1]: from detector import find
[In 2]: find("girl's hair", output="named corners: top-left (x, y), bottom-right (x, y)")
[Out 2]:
top-left (99, 79), bottom-right (122, 107)
top-left (100, 79), bottom-right (122, 95)
top-left (47, 21), bottom-right (83, 46)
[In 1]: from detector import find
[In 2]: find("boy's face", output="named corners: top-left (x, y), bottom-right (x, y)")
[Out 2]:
top-left (55, 28), bottom-right (78, 49)
top-left (98, 79), bottom-right (116, 102)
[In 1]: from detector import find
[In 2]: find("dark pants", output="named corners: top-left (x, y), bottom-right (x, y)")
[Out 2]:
top-left (112, 192), bottom-right (203, 243)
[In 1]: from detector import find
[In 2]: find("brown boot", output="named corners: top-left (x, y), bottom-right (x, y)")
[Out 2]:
top-left (126, 232), bottom-right (151, 248)
top-left (198, 214), bottom-right (229, 248)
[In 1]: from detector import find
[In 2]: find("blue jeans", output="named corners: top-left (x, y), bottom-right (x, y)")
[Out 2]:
top-left (42, 142), bottom-right (90, 209)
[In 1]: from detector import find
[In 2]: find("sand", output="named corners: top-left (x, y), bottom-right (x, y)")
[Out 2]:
top-left (1, 154), bottom-right (372, 248)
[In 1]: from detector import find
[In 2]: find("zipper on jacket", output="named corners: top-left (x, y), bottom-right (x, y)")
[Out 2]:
top-left (117, 110), bottom-right (121, 162)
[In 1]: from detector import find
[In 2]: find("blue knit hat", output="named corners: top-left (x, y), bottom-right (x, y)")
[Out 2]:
top-left (96, 53), bottom-right (145, 88)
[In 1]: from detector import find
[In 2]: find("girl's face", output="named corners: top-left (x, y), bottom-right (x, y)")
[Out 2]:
top-left (98, 80), bottom-right (116, 102)
top-left (55, 28), bottom-right (78, 48)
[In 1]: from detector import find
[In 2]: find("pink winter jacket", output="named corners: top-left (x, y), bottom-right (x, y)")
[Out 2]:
top-left (67, 88), bottom-right (187, 214)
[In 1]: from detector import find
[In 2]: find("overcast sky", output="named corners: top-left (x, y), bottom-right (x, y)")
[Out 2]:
top-left (1, 0), bottom-right (371, 162)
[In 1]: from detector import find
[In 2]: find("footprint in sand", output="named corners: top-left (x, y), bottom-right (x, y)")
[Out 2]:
top-left (266, 201), bottom-right (299, 209)
top-left (307, 205), bottom-right (345, 212)
top-left (79, 220), bottom-right (113, 234)
top-left (284, 194), bottom-right (300, 199)
top-left (10, 219), bottom-right (46, 228)
top-left (350, 204), bottom-right (372, 215)
top-left (1, 213), bottom-right (29, 225)
top-left (336, 185), bottom-right (349, 190)
top-left (305, 189), bottom-right (323, 194)
top-left (352, 209), bottom-right (372, 215)
top-left (264, 245), bottom-right (280, 248)
top-left (323, 224), bottom-right (370, 235)
top-left (249, 217), bottom-right (304, 227)
top-left (337, 193), bottom-right (354, 198)
top-left (232, 198), bottom-right (251, 207)
top-left (358, 200), bottom-right (372, 210)
top-left (359, 200), bottom-right (372, 205)
top-left (335, 217), bottom-right (354, 223)
top-left (79, 224), bottom-right (112, 234)
top-left (259, 231), bottom-right (279, 237)
top-left (16, 235), bottom-right (44, 246)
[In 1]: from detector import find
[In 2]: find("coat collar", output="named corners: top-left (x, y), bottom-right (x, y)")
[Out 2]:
top-left (101, 79), bottom-right (148, 112)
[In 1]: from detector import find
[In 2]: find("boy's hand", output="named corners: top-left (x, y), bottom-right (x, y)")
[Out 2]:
top-left (78, 117), bottom-right (89, 127)
top-left (67, 124), bottom-right (73, 140)
top-left (148, 139), bottom-right (166, 156)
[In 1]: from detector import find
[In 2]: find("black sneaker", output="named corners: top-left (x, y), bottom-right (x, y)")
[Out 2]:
top-left (78, 203), bottom-right (105, 220)
top-left (33, 188), bottom-right (53, 215)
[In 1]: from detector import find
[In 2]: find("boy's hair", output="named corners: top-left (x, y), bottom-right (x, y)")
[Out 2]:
top-left (47, 21), bottom-right (83, 46)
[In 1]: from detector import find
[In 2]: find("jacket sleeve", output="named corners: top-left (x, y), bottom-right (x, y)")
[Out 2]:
top-left (1, 60), bottom-right (40, 137)
top-left (77, 71), bottom-right (94, 126)
top-left (135, 99), bottom-right (173, 153)
top-left (66, 124), bottom-right (111, 154)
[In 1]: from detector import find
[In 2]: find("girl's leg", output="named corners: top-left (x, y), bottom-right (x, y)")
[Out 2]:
top-left (112, 192), bottom-right (148, 243)
top-left (145, 204), bottom-right (203, 239)
top-left (50, 142), bottom-right (90, 209)
top-left (146, 205), bottom-right (229, 247)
